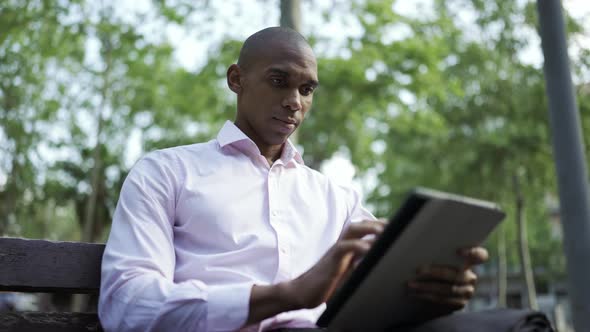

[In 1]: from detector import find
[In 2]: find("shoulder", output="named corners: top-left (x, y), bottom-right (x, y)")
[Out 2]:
top-left (144, 140), bottom-right (218, 164)
top-left (135, 140), bottom-right (217, 170)
top-left (128, 140), bottom-right (218, 184)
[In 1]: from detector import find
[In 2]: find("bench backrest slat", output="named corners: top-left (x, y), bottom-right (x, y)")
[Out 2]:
top-left (0, 237), bottom-right (105, 293)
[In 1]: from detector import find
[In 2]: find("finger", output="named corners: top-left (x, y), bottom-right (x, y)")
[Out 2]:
top-left (458, 247), bottom-right (489, 267)
top-left (340, 220), bottom-right (385, 240)
top-left (416, 266), bottom-right (477, 285)
top-left (416, 265), bottom-right (459, 281)
top-left (408, 280), bottom-right (475, 299)
top-left (329, 240), bottom-right (374, 281)
top-left (334, 239), bottom-right (373, 258)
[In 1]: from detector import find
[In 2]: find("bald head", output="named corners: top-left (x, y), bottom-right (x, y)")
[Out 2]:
top-left (237, 27), bottom-right (314, 71)
top-left (227, 27), bottom-right (318, 155)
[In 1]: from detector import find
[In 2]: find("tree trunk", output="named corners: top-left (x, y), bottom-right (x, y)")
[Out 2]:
top-left (81, 29), bottom-right (112, 245)
top-left (81, 116), bottom-right (104, 244)
top-left (42, 199), bottom-right (53, 239)
top-left (513, 172), bottom-right (538, 310)
top-left (0, 180), bottom-right (18, 235)
top-left (0, 84), bottom-right (21, 235)
top-left (497, 224), bottom-right (507, 307)
top-left (73, 29), bottom-right (112, 313)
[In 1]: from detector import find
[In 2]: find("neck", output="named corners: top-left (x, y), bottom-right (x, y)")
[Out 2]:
top-left (259, 144), bottom-right (283, 165)
top-left (234, 120), bottom-right (284, 165)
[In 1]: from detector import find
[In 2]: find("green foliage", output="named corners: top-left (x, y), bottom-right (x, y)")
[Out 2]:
top-left (0, 0), bottom-right (227, 241)
top-left (1, 0), bottom-right (588, 283)
top-left (0, 0), bottom-right (85, 236)
top-left (303, 0), bottom-right (588, 279)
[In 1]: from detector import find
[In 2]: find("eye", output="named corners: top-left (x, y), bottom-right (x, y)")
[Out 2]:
top-left (270, 77), bottom-right (285, 86)
top-left (300, 85), bottom-right (316, 96)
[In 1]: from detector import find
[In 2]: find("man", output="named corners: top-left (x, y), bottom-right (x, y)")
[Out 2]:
top-left (98, 27), bottom-right (486, 332)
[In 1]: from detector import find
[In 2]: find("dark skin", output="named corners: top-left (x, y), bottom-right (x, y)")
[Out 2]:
top-left (227, 32), bottom-right (488, 327)
top-left (229, 39), bottom-right (318, 166)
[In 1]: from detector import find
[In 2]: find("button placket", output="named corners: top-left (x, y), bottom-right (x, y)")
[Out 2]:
top-left (269, 165), bottom-right (291, 281)
top-left (268, 166), bottom-right (281, 220)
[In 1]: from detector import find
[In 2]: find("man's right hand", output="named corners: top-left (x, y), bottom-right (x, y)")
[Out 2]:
top-left (287, 220), bottom-right (384, 309)
top-left (245, 220), bottom-right (383, 327)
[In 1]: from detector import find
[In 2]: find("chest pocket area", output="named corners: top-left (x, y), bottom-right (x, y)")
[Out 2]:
top-left (175, 176), bottom-right (273, 254)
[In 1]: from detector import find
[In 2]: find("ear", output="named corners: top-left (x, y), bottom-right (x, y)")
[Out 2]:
top-left (227, 64), bottom-right (242, 94)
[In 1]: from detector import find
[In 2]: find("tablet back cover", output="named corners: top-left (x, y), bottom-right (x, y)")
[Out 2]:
top-left (317, 189), bottom-right (504, 331)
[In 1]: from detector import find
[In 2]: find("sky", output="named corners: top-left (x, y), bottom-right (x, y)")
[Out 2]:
top-left (154, 0), bottom-right (590, 72)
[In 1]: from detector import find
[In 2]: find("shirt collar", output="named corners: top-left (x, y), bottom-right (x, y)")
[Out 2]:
top-left (217, 121), bottom-right (304, 165)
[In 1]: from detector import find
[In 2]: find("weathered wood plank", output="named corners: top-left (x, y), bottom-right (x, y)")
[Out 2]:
top-left (0, 312), bottom-right (102, 332)
top-left (0, 238), bottom-right (104, 293)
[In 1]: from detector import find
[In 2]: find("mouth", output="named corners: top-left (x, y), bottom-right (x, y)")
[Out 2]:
top-left (273, 117), bottom-right (297, 126)
top-left (272, 117), bottom-right (297, 133)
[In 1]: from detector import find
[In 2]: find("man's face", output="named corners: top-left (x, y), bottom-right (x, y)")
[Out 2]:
top-left (230, 41), bottom-right (318, 149)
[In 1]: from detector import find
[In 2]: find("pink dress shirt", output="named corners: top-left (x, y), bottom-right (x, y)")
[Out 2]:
top-left (98, 121), bottom-right (376, 332)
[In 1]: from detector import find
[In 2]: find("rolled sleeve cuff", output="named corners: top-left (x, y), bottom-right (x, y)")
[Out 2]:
top-left (207, 283), bottom-right (253, 331)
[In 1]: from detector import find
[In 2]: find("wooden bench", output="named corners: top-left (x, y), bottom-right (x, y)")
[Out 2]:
top-left (0, 237), bottom-right (104, 332)
top-left (0, 237), bottom-right (323, 332)
top-left (0, 237), bottom-right (554, 332)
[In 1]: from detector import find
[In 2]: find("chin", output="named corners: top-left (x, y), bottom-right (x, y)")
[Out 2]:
top-left (266, 133), bottom-right (291, 146)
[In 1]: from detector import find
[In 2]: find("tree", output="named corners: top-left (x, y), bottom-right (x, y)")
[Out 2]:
top-left (0, 0), bottom-right (85, 236)
top-left (300, 0), bottom-right (588, 307)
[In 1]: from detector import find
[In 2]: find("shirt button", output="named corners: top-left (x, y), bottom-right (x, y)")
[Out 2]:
top-left (271, 210), bottom-right (278, 216)
top-left (280, 247), bottom-right (287, 254)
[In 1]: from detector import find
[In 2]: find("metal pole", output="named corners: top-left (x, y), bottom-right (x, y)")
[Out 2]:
top-left (279, 0), bottom-right (302, 144)
top-left (537, 1), bottom-right (590, 330)
top-left (280, 0), bottom-right (302, 33)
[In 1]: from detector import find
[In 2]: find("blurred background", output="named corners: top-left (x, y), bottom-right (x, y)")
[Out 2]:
top-left (1, 0), bottom-right (589, 330)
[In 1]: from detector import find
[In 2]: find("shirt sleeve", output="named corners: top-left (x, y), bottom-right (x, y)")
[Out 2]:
top-left (98, 152), bottom-right (252, 332)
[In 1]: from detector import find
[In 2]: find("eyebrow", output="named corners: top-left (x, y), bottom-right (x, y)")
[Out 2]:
top-left (267, 67), bottom-right (319, 87)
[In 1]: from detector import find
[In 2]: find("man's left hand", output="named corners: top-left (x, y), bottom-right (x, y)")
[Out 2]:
top-left (407, 246), bottom-right (488, 310)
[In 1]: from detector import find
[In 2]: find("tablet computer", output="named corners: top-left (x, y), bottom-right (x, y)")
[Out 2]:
top-left (316, 187), bottom-right (505, 331)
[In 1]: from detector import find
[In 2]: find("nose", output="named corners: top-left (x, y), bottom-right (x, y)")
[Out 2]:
top-left (281, 89), bottom-right (302, 111)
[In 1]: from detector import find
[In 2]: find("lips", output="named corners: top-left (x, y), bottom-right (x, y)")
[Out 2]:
top-left (273, 117), bottom-right (297, 125)
top-left (272, 117), bottom-right (297, 134)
